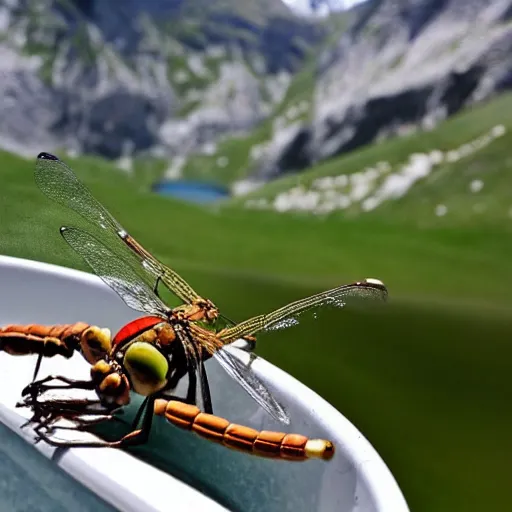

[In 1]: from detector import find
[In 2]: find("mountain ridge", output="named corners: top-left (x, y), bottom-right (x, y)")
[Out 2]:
top-left (0, 0), bottom-right (324, 159)
top-left (2, 0), bottom-right (512, 190)
top-left (247, 0), bottom-right (512, 182)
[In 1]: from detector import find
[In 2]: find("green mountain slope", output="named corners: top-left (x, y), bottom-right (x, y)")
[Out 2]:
top-left (229, 92), bottom-right (512, 228)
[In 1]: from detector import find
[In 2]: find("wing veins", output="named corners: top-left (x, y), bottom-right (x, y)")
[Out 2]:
top-left (60, 226), bottom-right (169, 317)
top-left (214, 349), bottom-right (290, 424)
top-left (35, 154), bottom-right (202, 306)
top-left (219, 281), bottom-right (388, 343)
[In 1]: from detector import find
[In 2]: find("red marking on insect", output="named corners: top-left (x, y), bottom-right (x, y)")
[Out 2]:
top-left (113, 316), bottom-right (164, 346)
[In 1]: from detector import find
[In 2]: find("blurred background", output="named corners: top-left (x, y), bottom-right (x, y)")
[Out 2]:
top-left (0, 0), bottom-right (512, 510)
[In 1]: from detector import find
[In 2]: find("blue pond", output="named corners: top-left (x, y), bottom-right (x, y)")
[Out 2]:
top-left (153, 180), bottom-right (230, 203)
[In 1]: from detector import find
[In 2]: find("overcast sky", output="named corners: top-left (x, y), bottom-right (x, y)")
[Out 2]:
top-left (282, 0), bottom-right (364, 16)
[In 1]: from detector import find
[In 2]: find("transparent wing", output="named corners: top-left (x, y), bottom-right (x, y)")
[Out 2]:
top-left (60, 226), bottom-right (169, 317)
top-left (218, 279), bottom-right (388, 343)
top-left (35, 153), bottom-right (124, 235)
top-left (214, 348), bottom-right (290, 425)
top-left (35, 152), bottom-right (204, 306)
top-left (123, 235), bottom-right (206, 308)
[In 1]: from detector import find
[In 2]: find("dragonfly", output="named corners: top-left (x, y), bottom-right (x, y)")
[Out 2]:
top-left (30, 151), bottom-right (389, 428)
top-left (10, 320), bottom-right (335, 461)
top-left (0, 320), bottom-right (335, 461)
top-left (19, 372), bottom-right (336, 461)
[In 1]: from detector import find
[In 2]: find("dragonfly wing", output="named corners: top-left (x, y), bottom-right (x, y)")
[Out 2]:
top-left (60, 226), bottom-right (169, 317)
top-left (35, 152), bottom-right (124, 234)
top-left (36, 152), bottom-right (204, 306)
top-left (219, 279), bottom-right (388, 343)
top-left (214, 348), bottom-right (290, 425)
top-left (127, 240), bottom-right (204, 307)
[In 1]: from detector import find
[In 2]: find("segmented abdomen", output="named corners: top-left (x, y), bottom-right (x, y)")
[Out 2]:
top-left (0, 323), bottom-right (90, 358)
top-left (154, 399), bottom-right (334, 461)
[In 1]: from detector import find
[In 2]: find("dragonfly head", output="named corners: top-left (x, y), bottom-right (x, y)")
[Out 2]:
top-left (92, 340), bottom-right (171, 404)
top-left (102, 318), bottom-right (178, 401)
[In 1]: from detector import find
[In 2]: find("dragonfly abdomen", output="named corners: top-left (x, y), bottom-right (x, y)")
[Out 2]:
top-left (154, 399), bottom-right (334, 461)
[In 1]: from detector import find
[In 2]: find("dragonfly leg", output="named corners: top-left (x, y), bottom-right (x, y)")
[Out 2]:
top-left (19, 395), bottom-right (106, 426)
top-left (198, 358), bottom-right (213, 414)
top-left (186, 362), bottom-right (197, 404)
top-left (32, 415), bottom-right (115, 448)
top-left (166, 362), bottom-right (196, 406)
top-left (32, 353), bottom-right (44, 382)
top-left (33, 414), bottom-right (60, 437)
top-left (153, 274), bottom-right (164, 299)
top-left (22, 375), bottom-right (95, 398)
top-left (131, 396), bottom-right (150, 429)
top-left (43, 417), bottom-right (114, 432)
top-left (24, 396), bottom-right (118, 446)
top-left (115, 395), bottom-right (156, 447)
top-left (48, 407), bottom-right (130, 431)
top-left (20, 376), bottom-right (97, 426)
top-left (25, 394), bottom-right (130, 434)
top-left (166, 353), bottom-right (187, 386)
top-left (183, 342), bottom-right (214, 414)
top-left (55, 415), bottom-right (129, 430)
top-left (34, 397), bottom-right (156, 449)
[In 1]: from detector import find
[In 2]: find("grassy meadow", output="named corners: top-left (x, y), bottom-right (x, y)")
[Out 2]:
top-left (1, 95), bottom-right (512, 511)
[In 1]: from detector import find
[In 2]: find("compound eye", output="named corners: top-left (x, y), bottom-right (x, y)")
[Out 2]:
top-left (123, 342), bottom-right (168, 396)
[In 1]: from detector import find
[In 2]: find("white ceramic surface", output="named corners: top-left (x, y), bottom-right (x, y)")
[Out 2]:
top-left (0, 255), bottom-right (409, 512)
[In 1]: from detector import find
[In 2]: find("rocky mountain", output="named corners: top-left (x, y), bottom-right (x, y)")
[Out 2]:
top-left (2, 0), bottom-right (511, 186)
top-left (0, 0), bottom-right (323, 159)
top-left (252, 0), bottom-right (512, 180)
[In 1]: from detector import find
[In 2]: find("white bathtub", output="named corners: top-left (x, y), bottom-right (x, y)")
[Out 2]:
top-left (0, 255), bottom-right (409, 512)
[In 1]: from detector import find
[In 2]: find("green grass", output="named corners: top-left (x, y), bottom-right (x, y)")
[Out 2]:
top-left (229, 92), bottom-right (512, 228)
top-left (1, 95), bottom-right (512, 511)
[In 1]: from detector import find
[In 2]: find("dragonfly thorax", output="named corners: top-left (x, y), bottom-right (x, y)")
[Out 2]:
top-left (112, 316), bottom-right (167, 348)
top-left (171, 298), bottom-right (218, 322)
